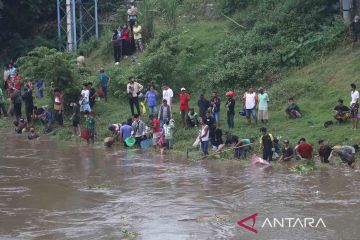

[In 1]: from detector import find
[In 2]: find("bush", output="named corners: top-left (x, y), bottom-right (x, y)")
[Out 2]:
top-left (207, 0), bottom-right (345, 89)
top-left (17, 47), bottom-right (81, 109)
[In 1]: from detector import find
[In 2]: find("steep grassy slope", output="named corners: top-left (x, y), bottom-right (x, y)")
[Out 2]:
top-left (53, 43), bottom-right (360, 159)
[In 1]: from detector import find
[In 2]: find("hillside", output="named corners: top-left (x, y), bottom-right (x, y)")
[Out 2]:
top-left (49, 43), bottom-right (360, 158)
top-left (6, 0), bottom-right (359, 160)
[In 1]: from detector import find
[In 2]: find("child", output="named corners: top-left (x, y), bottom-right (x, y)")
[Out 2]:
top-left (85, 111), bottom-right (96, 144)
top-left (160, 119), bottom-right (176, 155)
top-left (79, 94), bottom-right (91, 113)
top-left (36, 80), bottom-right (44, 98)
top-left (28, 128), bottom-right (39, 140)
top-left (70, 102), bottom-right (81, 136)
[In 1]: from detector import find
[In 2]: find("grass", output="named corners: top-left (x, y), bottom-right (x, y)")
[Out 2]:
top-left (4, 19), bottom-right (360, 167)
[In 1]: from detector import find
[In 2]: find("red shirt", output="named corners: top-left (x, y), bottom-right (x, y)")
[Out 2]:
top-left (297, 143), bottom-right (313, 159)
top-left (14, 75), bottom-right (22, 90)
top-left (122, 29), bottom-right (130, 41)
top-left (152, 118), bottom-right (160, 133)
top-left (179, 93), bottom-right (190, 110)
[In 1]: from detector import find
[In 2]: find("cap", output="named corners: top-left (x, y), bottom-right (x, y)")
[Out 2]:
top-left (284, 139), bottom-right (289, 144)
top-left (226, 91), bottom-right (234, 97)
top-left (181, 87), bottom-right (186, 91)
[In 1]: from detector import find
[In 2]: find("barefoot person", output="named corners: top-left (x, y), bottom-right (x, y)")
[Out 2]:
top-left (331, 145), bottom-right (358, 168)
top-left (350, 83), bottom-right (359, 129)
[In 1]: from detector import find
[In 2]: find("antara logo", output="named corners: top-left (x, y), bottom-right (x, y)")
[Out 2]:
top-left (237, 213), bottom-right (326, 234)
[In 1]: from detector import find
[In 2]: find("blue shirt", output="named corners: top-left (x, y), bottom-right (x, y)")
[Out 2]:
top-left (99, 73), bottom-right (109, 87)
top-left (120, 125), bottom-right (132, 141)
top-left (145, 90), bottom-right (157, 107)
top-left (43, 111), bottom-right (52, 122)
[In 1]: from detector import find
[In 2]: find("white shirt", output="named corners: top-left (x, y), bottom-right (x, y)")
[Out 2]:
top-left (163, 88), bottom-right (174, 106)
top-left (200, 125), bottom-right (209, 141)
top-left (81, 89), bottom-right (90, 102)
top-left (3, 70), bottom-right (9, 82)
top-left (351, 90), bottom-right (359, 104)
top-left (244, 92), bottom-right (257, 109)
top-left (77, 55), bottom-right (85, 66)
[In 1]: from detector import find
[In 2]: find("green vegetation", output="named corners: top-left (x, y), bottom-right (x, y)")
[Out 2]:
top-left (290, 160), bottom-right (317, 174)
top-left (5, 0), bottom-right (359, 167)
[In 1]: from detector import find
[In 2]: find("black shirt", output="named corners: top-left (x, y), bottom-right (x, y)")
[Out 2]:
top-left (334, 105), bottom-right (350, 112)
top-left (226, 98), bottom-right (235, 114)
top-left (205, 116), bottom-right (215, 127)
top-left (319, 145), bottom-right (332, 163)
top-left (351, 21), bottom-right (360, 35)
top-left (225, 135), bottom-right (239, 145)
top-left (282, 147), bottom-right (294, 159)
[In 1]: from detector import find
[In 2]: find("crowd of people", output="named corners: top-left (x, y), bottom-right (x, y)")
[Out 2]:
top-left (2, 56), bottom-right (359, 168)
top-left (111, 2), bottom-right (143, 65)
top-left (1, 2), bottom-right (359, 169)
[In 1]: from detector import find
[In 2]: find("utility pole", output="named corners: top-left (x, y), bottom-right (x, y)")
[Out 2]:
top-left (342, 0), bottom-right (352, 23)
top-left (66, 0), bottom-right (73, 51)
top-left (57, 0), bottom-right (99, 51)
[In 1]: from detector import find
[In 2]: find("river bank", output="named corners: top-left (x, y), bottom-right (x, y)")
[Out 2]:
top-left (1, 130), bottom-right (360, 239)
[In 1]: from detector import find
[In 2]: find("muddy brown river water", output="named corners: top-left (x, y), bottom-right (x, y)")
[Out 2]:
top-left (0, 132), bottom-right (360, 240)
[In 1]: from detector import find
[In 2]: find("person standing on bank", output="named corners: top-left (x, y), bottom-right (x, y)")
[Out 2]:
top-left (210, 92), bottom-right (221, 126)
top-left (243, 87), bottom-right (258, 125)
top-left (225, 91), bottom-right (235, 129)
top-left (145, 84), bottom-right (159, 115)
top-left (111, 29), bottom-right (121, 65)
top-left (122, 24), bottom-right (133, 59)
top-left (258, 87), bottom-right (270, 124)
top-left (351, 16), bottom-right (360, 49)
top-left (99, 68), bottom-right (110, 102)
top-left (259, 127), bottom-right (274, 162)
top-left (179, 88), bottom-right (190, 128)
top-left (199, 117), bottom-right (209, 155)
top-left (127, 76), bottom-right (143, 116)
top-left (162, 83), bottom-right (174, 109)
top-left (350, 83), bottom-right (359, 130)
top-left (133, 21), bottom-right (144, 52)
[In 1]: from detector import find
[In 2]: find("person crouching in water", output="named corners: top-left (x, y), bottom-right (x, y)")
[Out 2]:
top-left (330, 145), bottom-right (358, 168)
top-left (28, 128), bottom-right (39, 140)
top-left (14, 118), bottom-right (27, 134)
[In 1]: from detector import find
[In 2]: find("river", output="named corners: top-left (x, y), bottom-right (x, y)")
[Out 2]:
top-left (0, 131), bottom-right (359, 240)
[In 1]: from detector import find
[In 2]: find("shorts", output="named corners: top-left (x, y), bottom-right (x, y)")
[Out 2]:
top-left (246, 108), bottom-right (256, 119)
top-left (72, 116), bottom-right (80, 127)
top-left (152, 132), bottom-right (160, 144)
top-left (72, 120), bottom-right (80, 127)
top-left (258, 110), bottom-right (268, 120)
top-left (350, 103), bottom-right (359, 118)
top-left (162, 139), bottom-right (173, 149)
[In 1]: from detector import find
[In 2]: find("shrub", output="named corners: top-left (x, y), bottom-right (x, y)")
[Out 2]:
top-left (207, 0), bottom-right (345, 89)
top-left (17, 47), bottom-right (81, 109)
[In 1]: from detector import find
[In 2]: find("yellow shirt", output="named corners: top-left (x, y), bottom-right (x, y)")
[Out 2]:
top-left (133, 25), bottom-right (142, 40)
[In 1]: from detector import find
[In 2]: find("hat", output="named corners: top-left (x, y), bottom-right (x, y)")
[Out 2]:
top-left (226, 91), bottom-right (234, 97)
top-left (181, 87), bottom-right (186, 91)
top-left (284, 139), bottom-right (289, 144)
